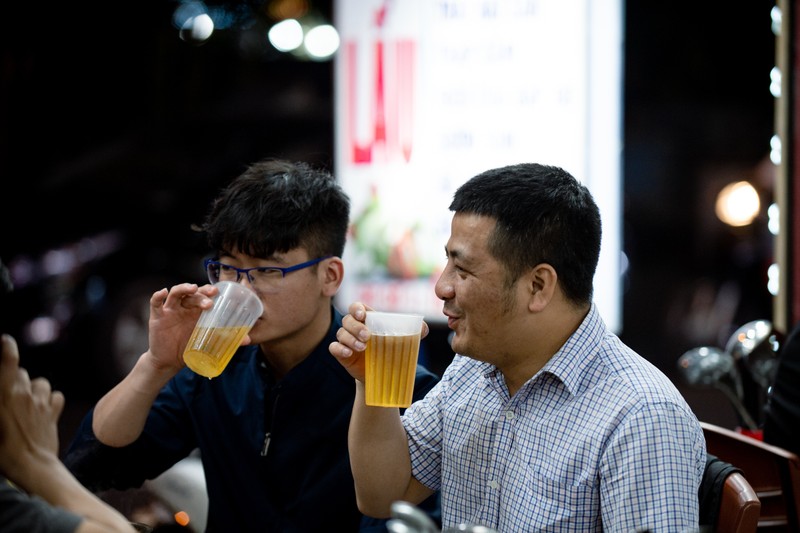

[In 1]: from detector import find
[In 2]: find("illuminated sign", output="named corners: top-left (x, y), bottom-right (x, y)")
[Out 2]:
top-left (334, 0), bottom-right (622, 330)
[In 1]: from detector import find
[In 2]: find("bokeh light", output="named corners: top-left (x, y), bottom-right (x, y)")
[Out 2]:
top-left (268, 18), bottom-right (304, 52)
top-left (715, 180), bottom-right (760, 227)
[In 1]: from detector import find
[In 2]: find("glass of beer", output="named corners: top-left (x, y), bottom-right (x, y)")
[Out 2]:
top-left (364, 311), bottom-right (424, 408)
top-left (182, 281), bottom-right (263, 378)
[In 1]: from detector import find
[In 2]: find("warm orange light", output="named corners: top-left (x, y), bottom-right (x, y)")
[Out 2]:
top-left (174, 511), bottom-right (190, 527)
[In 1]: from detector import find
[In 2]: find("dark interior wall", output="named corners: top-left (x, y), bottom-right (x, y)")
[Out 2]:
top-left (0, 1), bottom-right (778, 429)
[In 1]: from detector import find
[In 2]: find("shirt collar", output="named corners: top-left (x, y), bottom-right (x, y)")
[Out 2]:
top-left (538, 303), bottom-right (606, 395)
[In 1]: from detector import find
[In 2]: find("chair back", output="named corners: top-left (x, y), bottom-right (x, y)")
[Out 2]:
top-left (701, 454), bottom-right (760, 533)
top-left (701, 421), bottom-right (800, 531)
top-left (717, 471), bottom-right (761, 533)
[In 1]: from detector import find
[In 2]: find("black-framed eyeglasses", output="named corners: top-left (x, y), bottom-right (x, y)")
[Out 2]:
top-left (204, 256), bottom-right (332, 293)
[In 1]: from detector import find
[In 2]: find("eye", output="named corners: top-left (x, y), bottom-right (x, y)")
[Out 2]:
top-left (453, 262), bottom-right (469, 276)
top-left (254, 267), bottom-right (283, 279)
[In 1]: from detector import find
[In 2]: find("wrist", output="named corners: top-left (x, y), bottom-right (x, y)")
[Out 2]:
top-left (5, 450), bottom-right (62, 494)
top-left (135, 351), bottom-right (179, 387)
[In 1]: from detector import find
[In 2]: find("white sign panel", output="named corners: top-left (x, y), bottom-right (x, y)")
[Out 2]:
top-left (334, 0), bottom-right (622, 331)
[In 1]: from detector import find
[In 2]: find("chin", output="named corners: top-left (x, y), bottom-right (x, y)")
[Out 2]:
top-left (247, 322), bottom-right (266, 343)
top-left (449, 335), bottom-right (465, 355)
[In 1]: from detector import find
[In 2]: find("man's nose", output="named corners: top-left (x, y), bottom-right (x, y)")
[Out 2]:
top-left (434, 269), bottom-right (454, 301)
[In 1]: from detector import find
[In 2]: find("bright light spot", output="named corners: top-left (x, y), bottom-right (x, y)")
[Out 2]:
top-left (24, 317), bottom-right (60, 345)
top-left (304, 24), bottom-right (339, 59)
top-left (768, 202), bottom-right (779, 235)
top-left (770, 66), bottom-right (782, 98)
top-left (181, 14), bottom-right (214, 43)
top-left (715, 180), bottom-right (760, 227)
top-left (42, 248), bottom-right (77, 276)
top-left (772, 5), bottom-right (782, 36)
top-left (192, 14), bottom-right (214, 40)
top-left (768, 262), bottom-right (779, 296)
top-left (174, 511), bottom-right (191, 527)
top-left (770, 134), bottom-right (782, 165)
top-left (269, 19), bottom-right (304, 52)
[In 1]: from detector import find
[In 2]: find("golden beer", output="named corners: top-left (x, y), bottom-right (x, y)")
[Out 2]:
top-left (183, 325), bottom-right (251, 379)
top-left (365, 332), bottom-right (421, 407)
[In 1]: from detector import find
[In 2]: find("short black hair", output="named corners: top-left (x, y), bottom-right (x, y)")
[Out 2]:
top-left (450, 163), bottom-right (601, 305)
top-left (200, 159), bottom-right (351, 260)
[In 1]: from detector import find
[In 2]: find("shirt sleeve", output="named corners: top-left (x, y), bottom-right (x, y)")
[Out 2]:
top-left (64, 375), bottom-right (198, 492)
top-left (0, 478), bottom-right (83, 533)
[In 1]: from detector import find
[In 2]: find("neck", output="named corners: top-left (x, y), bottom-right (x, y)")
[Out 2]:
top-left (502, 302), bottom-right (590, 396)
top-left (258, 305), bottom-right (333, 380)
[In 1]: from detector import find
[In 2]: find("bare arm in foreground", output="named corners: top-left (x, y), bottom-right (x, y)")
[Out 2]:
top-left (329, 302), bottom-right (434, 517)
top-left (0, 334), bottom-right (136, 533)
top-left (91, 283), bottom-right (216, 446)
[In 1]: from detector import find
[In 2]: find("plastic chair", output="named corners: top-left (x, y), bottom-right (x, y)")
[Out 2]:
top-left (701, 421), bottom-right (800, 531)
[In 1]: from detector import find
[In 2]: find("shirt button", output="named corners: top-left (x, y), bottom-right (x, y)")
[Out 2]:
top-left (488, 480), bottom-right (499, 489)
top-left (504, 410), bottom-right (515, 420)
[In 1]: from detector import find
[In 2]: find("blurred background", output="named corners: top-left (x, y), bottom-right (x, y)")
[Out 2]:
top-left (0, 0), bottom-right (778, 437)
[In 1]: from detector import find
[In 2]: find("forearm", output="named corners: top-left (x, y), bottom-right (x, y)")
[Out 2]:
top-left (349, 380), bottom-right (416, 517)
top-left (92, 352), bottom-right (176, 447)
top-left (12, 455), bottom-right (135, 533)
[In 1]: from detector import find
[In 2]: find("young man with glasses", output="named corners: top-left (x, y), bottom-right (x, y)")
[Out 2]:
top-left (63, 159), bottom-right (440, 532)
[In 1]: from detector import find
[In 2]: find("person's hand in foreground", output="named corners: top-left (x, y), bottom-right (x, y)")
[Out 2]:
top-left (0, 334), bottom-right (136, 533)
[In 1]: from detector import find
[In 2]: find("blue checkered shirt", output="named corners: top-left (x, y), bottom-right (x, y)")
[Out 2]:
top-left (403, 304), bottom-right (706, 532)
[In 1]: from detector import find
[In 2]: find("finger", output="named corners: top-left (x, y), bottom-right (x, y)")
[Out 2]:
top-left (343, 314), bottom-right (370, 342)
top-left (348, 302), bottom-right (369, 321)
top-left (30, 377), bottom-right (64, 421)
top-left (165, 284), bottom-right (215, 311)
top-left (164, 283), bottom-right (199, 307)
top-left (0, 334), bottom-right (21, 385)
top-left (50, 390), bottom-right (66, 418)
top-left (150, 287), bottom-right (169, 309)
top-left (336, 325), bottom-right (366, 353)
top-left (197, 283), bottom-right (219, 297)
top-left (0, 334), bottom-right (20, 364)
top-left (30, 376), bottom-right (53, 398)
top-left (329, 341), bottom-right (352, 359)
top-left (11, 367), bottom-right (32, 392)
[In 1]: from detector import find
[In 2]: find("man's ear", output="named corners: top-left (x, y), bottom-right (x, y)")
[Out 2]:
top-left (321, 257), bottom-right (344, 297)
top-left (526, 263), bottom-right (557, 312)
